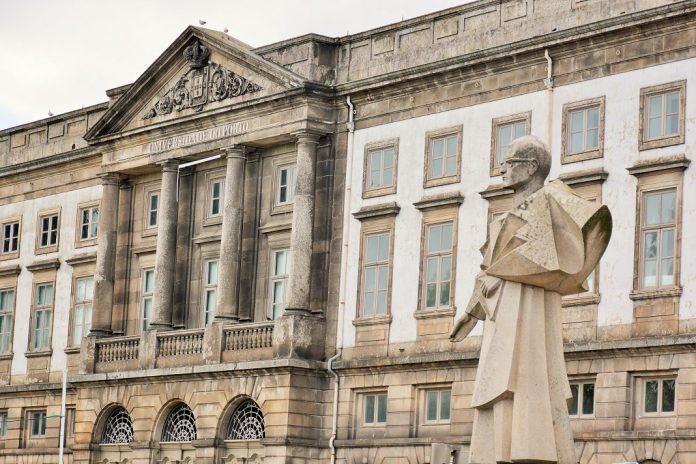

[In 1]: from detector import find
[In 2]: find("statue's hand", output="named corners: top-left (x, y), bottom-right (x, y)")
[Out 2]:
top-left (480, 275), bottom-right (502, 298)
top-left (450, 314), bottom-right (477, 342)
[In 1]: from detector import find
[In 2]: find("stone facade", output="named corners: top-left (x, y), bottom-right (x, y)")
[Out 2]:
top-left (0, 1), bottom-right (694, 463)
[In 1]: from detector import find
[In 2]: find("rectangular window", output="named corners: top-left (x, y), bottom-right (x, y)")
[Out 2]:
top-left (71, 277), bottom-right (93, 345)
top-left (424, 127), bottom-right (461, 188)
top-left (203, 260), bottom-right (219, 326)
top-left (640, 189), bottom-right (676, 289)
top-left (38, 213), bottom-right (59, 249)
top-left (491, 112), bottom-right (531, 175)
top-left (79, 205), bottom-right (99, 241)
top-left (363, 393), bottom-right (388, 425)
top-left (276, 165), bottom-right (297, 206)
top-left (640, 81), bottom-right (686, 150)
top-left (0, 412), bottom-right (7, 437)
top-left (209, 180), bottom-right (223, 217)
top-left (147, 192), bottom-right (159, 228)
top-left (362, 233), bottom-right (390, 317)
top-left (568, 381), bottom-right (595, 416)
top-left (366, 147), bottom-right (395, 191)
top-left (424, 223), bottom-right (454, 310)
top-left (270, 250), bottom-right (290, 320)
top-left (561, 97), bottom-right (605, 164)
top-left (647, 92), bottom-right (680, 140)
top-left (63, 407), bottom-right (75, 446)
top-left (0, 289), bottom-right (14, 353)
top-left (643, 377), bottom-right (676, 415)
top-left (569, 107), bottom-right (599, 154)
top-left (1, 220), bottom-right (19, 254)
top-left (31, 283), bottom-right (53, 350)
top-left (424, 389), bottom-right (451, 424)
top-left (141, 269), bottom-right (154, 331)
top-left (29, 410), bottom-right (46, 437)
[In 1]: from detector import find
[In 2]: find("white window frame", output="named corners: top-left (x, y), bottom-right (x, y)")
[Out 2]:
top-left (209, 179), bottom-right (224, 218)
top-left (423, 222), bottom-right (454, 310)
top-left (567, 105), bottom-right (600, 155)
top-left (568, 380), bottom-right (595, 417)
top-left (141, 269), bottom-right (155, 331)
top-left (146, 191), bottom-right (159, 229)
top-left (1, 220), bottom-right (19, 255)
top-left (641, 376), bottom-right (677, 417)
top-left (78, 205), bottom-right (99, 241)
top-left (639, 189), bottom-right (677, 290)
top-left (275, 165), bottom-right (297, 206)
top-left (645, 90), bottom-right (681, 141)
top-left (428, 134), bottom-right (459, 181)
top-left (38, 213), bottom-right (59, 249)
top-left (0, 289), bottom-right (14, 353)
top-left (361, 232), bottom-right (390, 317)
top-left (362, 392), bottom-right (388, 426)
top-left (28, 410), bottom-right (46, 438)
top-left (71, 276), bottom-right (93, 345)
top-left (202, 259), bottom-right (219, 326)
top-left (269, 249), bottom-right (290, 320)
top-left (0, 411), bottom-right (7, 438)
top-left (496, 120), bottom-right (528, 167)
top-left (31, 283), bottom-right (53, 351)
top-left (423, 388), bottom-right (451, 425)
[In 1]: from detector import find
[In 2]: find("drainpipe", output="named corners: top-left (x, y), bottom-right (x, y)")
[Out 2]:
top-left (544, 49), bottom-right (554, 150)
top-left (329, 96), bottom-right (356, 464)
top-left (58, 368), bottom-right (67, 464)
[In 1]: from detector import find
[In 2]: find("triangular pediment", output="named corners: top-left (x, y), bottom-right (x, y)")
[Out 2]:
top-left (86, 26), bottom-right (307, 140)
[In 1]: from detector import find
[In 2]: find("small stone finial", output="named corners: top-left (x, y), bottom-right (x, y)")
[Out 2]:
top-left (184, 40), bottom-right (210, 69)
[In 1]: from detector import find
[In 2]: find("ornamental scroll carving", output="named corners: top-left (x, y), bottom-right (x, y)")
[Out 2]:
top-left (143, 40), bottom-right (262, 120)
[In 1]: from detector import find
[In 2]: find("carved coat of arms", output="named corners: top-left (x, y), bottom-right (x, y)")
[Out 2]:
top-left (143, 40), bottom-right (262, 119)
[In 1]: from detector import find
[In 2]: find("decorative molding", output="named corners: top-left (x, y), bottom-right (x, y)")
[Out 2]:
top-left (192, 234), bottom-right (222, 245)
top-left (24, 349), bottom-right (52, 359)
top-left (258, 223), bottom-right (292, 235)
top-left (143, 41), bottom-right (262, 120)
top-left (558, 168), bottom-right (609, 186)
top-left (131, 245), bottom-right (157, 255)
top-left (561, 294), bottom-right (601, 308)
top-left (479, 183), bottom-right (513, 200)
top-left (629, 287), bottom-right (683, 301)
top-left (352, 314), bottom-right (393, 327)
top-left (352, 202), bottom-right (401, 220)
top-left (26, 259), bottom-right (60, 272)
top-left (65, 253), bottom-right (97, 266)
top-left (0, 265), bottom-right (21, 277)
top-left (413, 192), bottom-right (463, 210)
top-left (627, 154), bottom-right (691, 176)
top-left (413, 307), bottom-right (456, 320)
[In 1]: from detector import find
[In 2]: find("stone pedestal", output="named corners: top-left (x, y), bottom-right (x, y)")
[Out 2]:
top-left (272, 313), bottom-right (325, 360)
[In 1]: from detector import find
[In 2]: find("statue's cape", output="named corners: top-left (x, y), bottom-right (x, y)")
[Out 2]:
top-left (482, 180), bottom-right (612, 295)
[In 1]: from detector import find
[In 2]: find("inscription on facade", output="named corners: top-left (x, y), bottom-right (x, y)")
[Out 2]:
top-left (147, 122), bottom-right (249, 153)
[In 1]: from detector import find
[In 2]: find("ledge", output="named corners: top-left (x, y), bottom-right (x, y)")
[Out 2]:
top-left (131, 244), bottom-right (157, 255)
top-left (629, 287), bottom-right (683, 301)
top-left (192, 234), bottom-right (222, 245)
top-left (558, 168), bottom-right (609, 186)
top-left (0, 353), bottom-right (13, 361)
top-left (0, 265), bottom-right (21, 277)
top-left (562, 294), bottom-right (601, 308)
top-left (24, 349), bottom-right (52, 358)
top-left (258, 222), bottom-right (292, 234)
top-left (627, 154), bottom-right (691, 176)
top-left (65, 252), bottom-right (97, 266)
top-left (413, 307), bottom-right (456, 319)
top-left (352, 314), bottom-right (393, 327)
top-left (352, 202), bottom-right (401, 220)
top-left (479, 183), bottom-right (513, 200)
top-left (26, 258), bottom-right (60, 272)
top-left (335, 436), bottom-right (469, 448)
top-left (64, 346), bottom-right (81, 355)
top-left (413, 192), bottom-right (463, 210)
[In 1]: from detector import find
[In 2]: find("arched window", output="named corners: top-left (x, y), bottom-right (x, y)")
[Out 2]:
top-left (226, 399), bottom-right (265, 440)
top-left (161, 403), bottom-right (197, 442)
top-left (101, 406), bottom-right (134, 444)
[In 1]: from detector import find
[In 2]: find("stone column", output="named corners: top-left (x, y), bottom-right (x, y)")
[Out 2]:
top-left (90, 173), bottom-right (121, 337)
top-left (285, 132), bottom-right (320, 314)
top-left (111, 180), bottom-right (132, 335)
top-left (173, 168), bottom-right (194, 329)
top-left (215, 146), bottom-right (246, 323)
top-left (150, 160), bottom-right (180, 330)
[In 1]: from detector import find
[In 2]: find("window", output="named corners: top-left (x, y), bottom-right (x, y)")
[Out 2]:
top-left (209, 179), bottom-right (224, 217)
top-left (202, 260), bottom-right (218, 326)
top-left (643, 377), bottom-right (676, 415)
top-left (568, 381), bottom-right (595, 416)
top-left (1, 219), bottom-right (20, 256)
top-left (363, 140), bottom-right (398, 198)
top-left (0, 411), bottom-right (7, 437)
top-left (38, 212), bottom-right (59, 250)
top-left (161, 403), bottom-right (197, 442)
top-left (64, 407), bottom-right (75, 446)
top-left (28, 410), bottom-right (46, 437)
top-left (269, 250), bottom-right (290, 320)
top-left (31, 283), bottom-right (53, 350)
top-left (639, 81), bottom-right (686, 150)
top-left (491, 112), bottom-right (531, 175)
top-left (424, 127), bottom-right (461, 188)
top-left (146, 191), bottom-right (159, 228)
top-left (361, 233), bottom-right (390, 317)
top-left (424, 389), bottom-right (451, 424)
top-left (561, 97), bottom-right (605, 163)
top-left (276, 165), bottom-right (297, 206)
top-left (141, 269), bottom-right (154, 331)
top-left (0, 289), bottom-right (14, 353)
top-left (640, 189), bottom-right (676, 289)
top-left (424, 223), bottom-right (454, 310)
top-left (71, 277), bottom-right (93, 345)
top-left (363, 393), bottom-right (387, 425)
top-left (226, 399), bottom-right (265, 440)
top-left (101, 406), bottom-right (134, 444)
top-left (78, 205), bottom-right (99, 241)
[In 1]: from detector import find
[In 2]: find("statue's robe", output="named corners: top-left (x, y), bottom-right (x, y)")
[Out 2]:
top-left (454, 180), bottom-right (611, 464)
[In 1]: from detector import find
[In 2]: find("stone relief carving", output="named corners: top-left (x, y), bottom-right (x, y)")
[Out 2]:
top-left (143, 40), bottom-right (262, 120)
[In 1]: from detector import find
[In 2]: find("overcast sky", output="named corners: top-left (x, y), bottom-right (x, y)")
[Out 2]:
top-left (0, 0), bottom-right (470, 130)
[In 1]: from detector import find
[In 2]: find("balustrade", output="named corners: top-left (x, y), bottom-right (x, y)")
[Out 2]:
top-left (224, 322), bottom-right (274, 351)
top-left (95, 336), bottom-right (140, 363)
top-left (157, 329), bottom-right (205, 357)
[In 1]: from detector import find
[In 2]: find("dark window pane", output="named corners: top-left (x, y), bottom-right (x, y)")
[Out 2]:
top-left (582, 383), bottom-right (594, 415)
top-left (645, 380), bottom-right (658, 413)
top-left (568, 384), bottom-right (579, 415)
top-left (662, 379), bottom-right (675, 412)
top-left (377, 394), bottom-right (387, 423)
top-left (364, 395), bottom-right (375, 423)
top-left (440, 390), bottom-right (451, 421)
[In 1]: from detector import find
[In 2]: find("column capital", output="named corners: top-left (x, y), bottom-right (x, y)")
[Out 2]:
top-left (221, 145), bottom-right (247, 160)
top-left (96, 172), bottom-right (124, 185)
top-left (156, 159), bottom-right (181, 172)
top-left (292, 130), bottom-right (323, 144)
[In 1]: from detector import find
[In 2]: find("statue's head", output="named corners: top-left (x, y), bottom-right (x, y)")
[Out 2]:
top-left (500, 135), bottom-right (551, 191)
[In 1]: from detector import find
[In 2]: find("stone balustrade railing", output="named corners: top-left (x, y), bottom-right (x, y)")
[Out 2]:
top-left (95, 336), bottom-right (140, 363)
top-left (157, 329), bottom-right (205, 357)
top-left (223, 322), bottom-right (274, 351)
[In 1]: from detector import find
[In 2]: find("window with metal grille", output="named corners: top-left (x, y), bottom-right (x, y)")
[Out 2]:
top-left (161, 404), bottom-right (197, 442)
top-left (226, 399), bottom-right (265, 440)
top-left (101, 407), bottom-right (133, 444)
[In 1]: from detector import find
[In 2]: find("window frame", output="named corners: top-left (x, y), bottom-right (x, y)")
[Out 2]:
top-left (75, 201), bottom-right (99, 248)
top-left (421, 221), bottom-right (456, 312)
top-left (638, 188), bottom-right (677, 291)
top-left (69, 274), bottom-right (94, 346)
top-left (490, 111), bottom-right (532, 177)
top-left (35, 208), bottom-right (61, 254)
top-left (275, 163), bottom-right (298, 207)
top-left (0, 216), bottom-right (21, 261)
top-left (567, 379), bottom-right (596, 418)
top-left (362, 138), bottom-right (399, 198)
top-left (639, 375), bottom-right (677, 417)
top-left (561, 96), bottom-right (605, 164)
top-left (423, 126), bottom-right (462, 188)
top-left (0, 410), bottom-right (7, 438)
top-left (360, 391), bottom-right (388, 427)
top-left (639, 80), bottom-right (686, 151)
top-left (0, 287), bottom-right (15, 354)
top-left (140, 268), bottom-right (155, 332)
top-left (203, 169), bottom-right (226, 226)
top-left (202, 258), bottom-right (219, 327)
top-left (26, 409), bottom-right (47, 439)
top-left (268, 249), bottom-right (290, 320)
top-left (29, 281), bottom-right (54, 352)
top-left (145, 190), bottom-right (160, 230)
top-left (421, 387), bottom-right (452, 426)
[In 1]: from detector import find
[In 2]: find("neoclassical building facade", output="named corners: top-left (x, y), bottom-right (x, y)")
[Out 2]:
top-left (0, 1), bottom-right (695, 463)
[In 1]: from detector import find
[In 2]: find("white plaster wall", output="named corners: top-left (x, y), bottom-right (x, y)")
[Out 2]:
top-left (0, 185), bottom-right (101, 376)
top-left (342, 56), bottom-right (696, 348)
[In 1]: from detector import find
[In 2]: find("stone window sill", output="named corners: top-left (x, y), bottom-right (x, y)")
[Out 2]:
top-left (353, 314), bottom-right (393, 327)
top-left (74, 238), bottom-right (97, 248)
top-left (270, 202), bottom-right (294, 216)
top-left (64, 346), bottom-right (81, 355)
top-left (0, 264), bottom-right (21, 277)
top-left (0, 352), bottom-right (13, 361)
top-left (142, 227), bottom-right (158, 238)
top-left (561, 148), bottom-right (602, 164)
top-left (0, 252), bottom-right (19, 262)
top-left (25, 349), bottom-right (52, 358)
top-left (629, 287), bottom-right (682, 302)
top-left (413, 307), bottom-right (456, 320)
top-left (202, 216), bottom-right (223, 227)
top-left (562, 294), bottom-right (600, 308)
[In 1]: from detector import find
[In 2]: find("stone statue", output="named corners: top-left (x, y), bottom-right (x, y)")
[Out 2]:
top-left (451, 136), bottom-right (612, 463)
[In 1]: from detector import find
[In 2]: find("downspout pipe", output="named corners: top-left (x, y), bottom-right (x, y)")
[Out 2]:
top-left (329, 95), bottom-right (356, 464)
top-left (544, 49), bottom-right (554, 149)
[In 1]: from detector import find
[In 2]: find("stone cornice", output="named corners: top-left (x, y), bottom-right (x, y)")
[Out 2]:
top-left (65, 253), bottom-right (98, 266)
top-left (627, 154), bottom-right (691, 176)
top-left (352, 202), bottom-right (400, 220)
top-left (26, 258), bottom-right (61, 272)
top-left (0, 146), bottom-right (98, 179)
top-left (413, 192), bottom-right (464, 210)
top-left (479, 183), bottom-right (513, 200)
top-left (0, 265), bottom-right (21, 277)
top-left (558, 168), bottom-right (609, 186)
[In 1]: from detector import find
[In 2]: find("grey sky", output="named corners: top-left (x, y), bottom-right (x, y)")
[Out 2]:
top-left (0, 0), bottom-right (469, 130)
